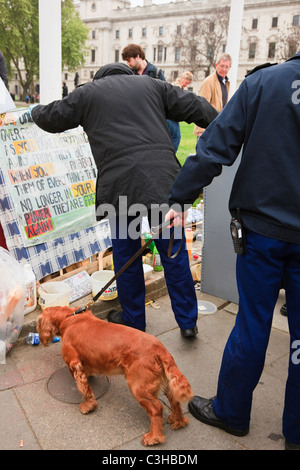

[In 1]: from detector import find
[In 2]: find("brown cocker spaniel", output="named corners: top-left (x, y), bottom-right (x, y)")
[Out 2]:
top-left (37, 306), bottom-right (193, 446)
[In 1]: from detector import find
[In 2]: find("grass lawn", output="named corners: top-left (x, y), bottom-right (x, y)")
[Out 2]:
top-left (176, 122), bottom-right (202, 206)
top-left (176, 122), bottom-right (197, 166)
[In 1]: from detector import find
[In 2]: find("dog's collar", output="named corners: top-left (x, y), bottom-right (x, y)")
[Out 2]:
top-left (73, 307), bottom-right (86, 315)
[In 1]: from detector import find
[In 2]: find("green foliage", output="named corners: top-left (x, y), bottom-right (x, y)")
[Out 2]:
top-left (61, 0), bottom-right (89, 71)
top-left (0, 0), bottom-right (39, 90)
top-left (0, 0), bottom-right (88, 97)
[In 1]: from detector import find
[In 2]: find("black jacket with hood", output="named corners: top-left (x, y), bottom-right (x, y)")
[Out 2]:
top-left (32, 63), bottom-right (218, 220)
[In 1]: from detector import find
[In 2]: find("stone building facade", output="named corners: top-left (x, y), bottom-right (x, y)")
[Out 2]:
top-left (8, 0), bottom-right (299, 99)
top-left (71, 0), bottom-right (300, 94)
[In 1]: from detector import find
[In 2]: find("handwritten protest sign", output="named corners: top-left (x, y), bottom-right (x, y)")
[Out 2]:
top-left (0, 108), bottom-right (111, 281)
top-left (0, 108), bottom-right (97, 246)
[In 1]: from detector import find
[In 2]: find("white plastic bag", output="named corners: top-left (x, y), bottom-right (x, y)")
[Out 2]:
top-left (0, 248), bottom-right (26, 363)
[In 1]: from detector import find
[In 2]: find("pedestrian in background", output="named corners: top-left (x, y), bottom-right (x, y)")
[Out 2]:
top-left (193, 53), bottom-right (231, 139)
top-left (122, 44), bottom-right (181, 153)
top-left (171, 71), bottom-right (193, 152)
top-left (62, 82), bottom-right (68, 98)
top-left (173, 71), bottom-right (193, 90)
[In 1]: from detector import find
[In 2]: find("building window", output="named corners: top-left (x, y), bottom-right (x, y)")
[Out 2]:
top-left (128, 28), bottom-right (133, 38)
top-left (272, 17), bottom-right (278, 28)
top-left (158, 44), bottom-right (163, 61)
top-left (288, 41), bottom-right (297, 57)
top-left (91, 50), bottom-right (96, 62)
top-left (115, 50), bottom-right (120, 62)
top-left (115, 29), bottom-right (120, 39)
top-left (293, 15), bottom-right (299, 26)
top-left (159, 26), bottom-right (163, 36)
top-left (175, 47), bottom-right (181, 62)
top-left (64, 73), bottom-right (68, 80)
top-left (92, 30), bottom-right (96, 39)
top-left (207, 45), bottom-right (213, 59)
top-left (268, 42), bottom-right (276, 58)
top-left (90, 71), bottom-right (94, 79)
top-left (153, 48), bottom-right (156, 62)
top-left (164, 47), bottom-right (167, 61)
top-left (142, 27), bottom-right (147, 37)
top-left (249, 43), bottom-right (256, 59)
top-left (177, 24), bottom-right (181, 35)
top-left (252, 18), bottom-right (258, 29)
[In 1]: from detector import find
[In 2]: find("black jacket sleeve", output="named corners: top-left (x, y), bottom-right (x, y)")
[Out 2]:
top-left (168, 81), bottom-right (247, 208)
top-left (32, 86), bottom-right (85, 133)
top-left (160, 81), bottom-right (218, 128)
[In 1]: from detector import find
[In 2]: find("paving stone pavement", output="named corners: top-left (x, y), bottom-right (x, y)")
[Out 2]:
top-left (0, 280), bottom-right (290, 453)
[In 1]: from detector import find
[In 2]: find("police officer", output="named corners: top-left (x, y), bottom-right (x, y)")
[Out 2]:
top-left (165, 52), bottom-right (300, 450)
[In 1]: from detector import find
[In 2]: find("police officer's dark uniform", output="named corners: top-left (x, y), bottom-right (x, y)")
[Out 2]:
top-left (168, 52), bottom-right (300, 449)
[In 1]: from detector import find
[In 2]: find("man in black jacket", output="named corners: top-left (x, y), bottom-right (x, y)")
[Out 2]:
top-left (31, 63), bottom-right (218, 337)
top-left (122, 44), bottom-right (181, 153)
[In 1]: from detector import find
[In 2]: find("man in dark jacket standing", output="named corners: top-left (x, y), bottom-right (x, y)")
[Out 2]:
top-left (31, 63), bottom-right (218, 337)
top-left (165, 52), bottom-right (300, 449)
top-left (122, 44), bottom-right (181, 152)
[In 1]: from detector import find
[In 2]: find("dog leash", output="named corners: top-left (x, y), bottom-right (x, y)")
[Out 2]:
top-left (74, 219), bottom-right (183, 314)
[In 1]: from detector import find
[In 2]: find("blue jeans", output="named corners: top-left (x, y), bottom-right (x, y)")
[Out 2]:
top-left (167, 119), bottom-right (181, 153)
top-left (109, 214), bottom-right (197, 331)
top-left (213, 229), bottom-right (300, 444)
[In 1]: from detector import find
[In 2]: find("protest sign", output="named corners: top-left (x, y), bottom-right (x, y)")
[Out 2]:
top-left (0, 108), bottom-right (99, 246)
top-left (0, 108), bottom-right (111, 281)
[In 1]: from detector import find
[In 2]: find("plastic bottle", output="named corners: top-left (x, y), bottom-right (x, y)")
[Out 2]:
top-left (24, 264), bottom-right (37, 314)
top-left (25, 332), bottom-right (40, 345)
top-left (143, 232), bottom-right (155, 252)
top-left (185, 228), bottom-right (193, 261)
top-left (25, 333), bottom-right (60, 345)
top-left (6, 325), bottom-right (20, 352)
top-left (153, 246), bottom-right (163, 271)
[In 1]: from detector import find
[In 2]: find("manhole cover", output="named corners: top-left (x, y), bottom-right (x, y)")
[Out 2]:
top-left (47, 366), bottom-right (110, 403)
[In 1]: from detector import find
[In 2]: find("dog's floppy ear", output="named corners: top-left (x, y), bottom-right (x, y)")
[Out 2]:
top-left (37, 313), bottom-right (57, 346)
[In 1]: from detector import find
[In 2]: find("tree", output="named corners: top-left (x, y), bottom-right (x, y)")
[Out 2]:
top-left (172, 7), bottom-right (230, 79)
top-left (275, 22), bottom-right (300, 61)
top-left (0, 0), bottom-right (89, 99)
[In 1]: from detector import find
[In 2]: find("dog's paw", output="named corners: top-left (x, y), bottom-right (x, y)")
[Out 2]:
top-left (168, 414), bottom-right (189, 429)
top-left (141, 432), bottom-right (166, 446)
top-left (79, 400), bottom-right (97, 414)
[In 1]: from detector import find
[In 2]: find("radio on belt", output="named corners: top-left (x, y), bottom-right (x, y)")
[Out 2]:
top-left (230, 208), bottom-right (246, 255)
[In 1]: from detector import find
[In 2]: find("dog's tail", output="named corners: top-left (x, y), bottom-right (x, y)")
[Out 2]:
top-left (160, 353), bottom-right (194, 403)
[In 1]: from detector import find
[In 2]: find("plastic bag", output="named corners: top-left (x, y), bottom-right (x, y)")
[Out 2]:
top-left (0, 248), bottom-right (26, 364)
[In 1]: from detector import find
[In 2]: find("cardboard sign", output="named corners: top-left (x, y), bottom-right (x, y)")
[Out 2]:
top-left (0, 108), bottom-right (111, 281)
top-left (0, 108), bottom-right (97, 246)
